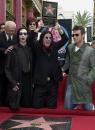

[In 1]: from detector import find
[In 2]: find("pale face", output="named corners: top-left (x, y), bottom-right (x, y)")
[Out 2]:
top-left (19, 29), bottom-right (28, 46)
top-left (43, 33), bottom-right (52, 48)
top-left (72, 30), bottom-right (85, 45)
top-left (6, 26), bottom-right (16, 35)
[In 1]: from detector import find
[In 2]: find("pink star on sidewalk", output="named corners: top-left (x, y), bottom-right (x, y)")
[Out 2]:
top-left (10, 117), bottom-right (69, 130)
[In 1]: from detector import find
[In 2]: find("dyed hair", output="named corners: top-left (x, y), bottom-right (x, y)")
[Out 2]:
top-left (26, 17), bottom-right (37, 29)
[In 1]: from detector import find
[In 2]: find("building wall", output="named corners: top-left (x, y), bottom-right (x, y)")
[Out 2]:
top-left (0, 0), bottom-right (42, 29)
top-left (22, 0), bottom-right (27, 26)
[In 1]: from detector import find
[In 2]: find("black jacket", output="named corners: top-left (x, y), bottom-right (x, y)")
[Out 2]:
top-left (0, 32), bottom-right (17, 74)
top-left (33, 33), bottom-right (69, 84)
top-left (5, 45), bottom-right (33, 87)
top-left (5, 44), bottom-right (33, 109)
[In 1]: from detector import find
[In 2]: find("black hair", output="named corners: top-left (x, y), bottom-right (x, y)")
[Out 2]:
top-left (16, 27), bottom-right (27, 43)
top-left (39, 31), bottom-right (53, 47)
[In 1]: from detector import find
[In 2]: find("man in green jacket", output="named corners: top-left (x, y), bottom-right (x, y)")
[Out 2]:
top-left (63, 25), bottom-right (95, 110)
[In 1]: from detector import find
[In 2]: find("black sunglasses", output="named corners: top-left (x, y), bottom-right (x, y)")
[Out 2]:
top-left (45, 37), bottom-right (52, 39)
top-left (72, 34), bottom-right (79, 37)
top-left (29, 23), bottom-right (36, 26)
top-left (19, 32), bottom-right (27, 35)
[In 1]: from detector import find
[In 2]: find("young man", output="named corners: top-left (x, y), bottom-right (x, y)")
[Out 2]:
top-left (63, 25), bottom-right (95, 110)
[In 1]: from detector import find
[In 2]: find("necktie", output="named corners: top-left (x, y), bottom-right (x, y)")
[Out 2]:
top-left (8, 35), bottom-right (11, 42)
top-left (9, 35), bottom-right (11, 40)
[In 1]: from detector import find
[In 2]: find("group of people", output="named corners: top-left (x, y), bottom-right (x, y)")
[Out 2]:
top-left (0, 19), bottom-right (68, 110)
top-left (0, 18), bottom-right (95, 111)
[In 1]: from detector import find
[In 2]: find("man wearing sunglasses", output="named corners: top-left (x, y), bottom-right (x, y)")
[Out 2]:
top-left (62, 25), bottom-right (95, 110)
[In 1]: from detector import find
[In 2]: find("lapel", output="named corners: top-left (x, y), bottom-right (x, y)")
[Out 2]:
top-left (2, 32), bottom-right (7, 41)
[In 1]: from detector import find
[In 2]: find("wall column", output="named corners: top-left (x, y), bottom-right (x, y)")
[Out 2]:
top-left (0, 0), bottom-right (6, 23)
top-left (13, 0), bottom-right (22, 29)
top-left (27, 8), bottom-right (34, 19)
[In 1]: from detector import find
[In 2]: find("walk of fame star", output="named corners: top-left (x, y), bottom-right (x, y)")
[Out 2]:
top-left (10, 117), bottom-right (69, 130)
top-left (0, 115), bottom-right (71, 130)
top-left (44, 4), bottom-right (55, 15)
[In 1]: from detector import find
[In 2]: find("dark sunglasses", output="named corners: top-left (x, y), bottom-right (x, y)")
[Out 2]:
top-left (72, 34), bottom-right (79, 37)
top-left (29, 23), bottom-right (36, 26)
top-left (19, 32), bottom-right (27, 35)
top-left (45, 37), bottom-right (52, 39)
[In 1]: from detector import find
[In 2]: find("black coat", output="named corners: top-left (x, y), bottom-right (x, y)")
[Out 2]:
top-left (33, 33), bottom-right (69, 85)
top-left (5, 44), bottom-right (33, 87)
top-left (0, 32), bottom-right (17, 74)
top-left (5, 45), bottom-right (33, 109)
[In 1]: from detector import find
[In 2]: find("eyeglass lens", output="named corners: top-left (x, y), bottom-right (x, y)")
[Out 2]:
top-left (72, 34), bottom-right (79, 37)
top-left (45, 37), bottom-right (52, 39)
top-left (19, 32), bottom-right (27, 35)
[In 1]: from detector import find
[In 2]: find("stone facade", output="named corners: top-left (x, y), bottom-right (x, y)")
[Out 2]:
top-left (0, 0), bottom-right (42, 29)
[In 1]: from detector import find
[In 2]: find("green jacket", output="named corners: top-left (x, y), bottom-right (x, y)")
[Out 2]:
top-left (63, 43), bottom-right (95, 103)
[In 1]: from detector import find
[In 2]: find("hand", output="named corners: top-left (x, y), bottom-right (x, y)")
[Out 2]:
top-left (4, 45), bottom-right (14, 54)
top-left (12, 83), bottom-right (20, 92)
top-left (55, 23), bottom-right (64, 34)
top-left (61, 68), bottom-right (67, 77)
top-left (62, 72), bottom-right (67, 77)
top-left (55, 22), bottom-right (60, 30)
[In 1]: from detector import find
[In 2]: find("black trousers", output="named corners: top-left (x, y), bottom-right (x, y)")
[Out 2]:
top-left (32, 81), bottom-right (58, 108)
top-left (20, 72), bottom-right (33, 107)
